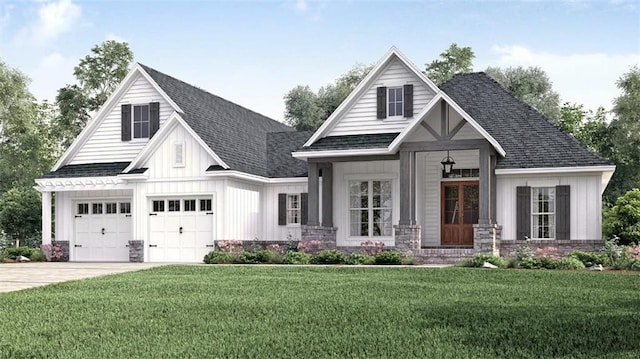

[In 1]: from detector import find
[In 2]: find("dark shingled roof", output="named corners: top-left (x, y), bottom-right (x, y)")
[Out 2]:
top-left (139, 64), bottom-right (295, 177)
top-left (299, 133), bottom-right (400, 152)
top-left (267, 131), bottom-right (313, 177)
top-left (41, 162), bottom-right (130, 178)
top-left (440, 73), bottom-right (612, 169)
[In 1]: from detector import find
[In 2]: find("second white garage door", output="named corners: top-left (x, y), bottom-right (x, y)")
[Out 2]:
top-left (148, 197), bottom-right (214, 262)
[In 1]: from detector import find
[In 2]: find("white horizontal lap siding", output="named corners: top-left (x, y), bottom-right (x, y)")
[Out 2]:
top-left (224, 180), bottom-right (262, 241)
top-left (496, 174), bottom-right (602, 240)
top-left (333, 160), bottom-right (399, 247)
top-left (327, 59), bottom-right (435, 137)
top-left (70, 75), bottom-right (173, 165)
top-left (55, 189), bottom-right (133, 258)
top-left (263, 183), bottom-right (308, 241)
top-left (132, 179), bottom-right (225, 259)
top-left (420, 150), bottom-right (479, 246)
top-left (146, 124), bottom-right (216, 179)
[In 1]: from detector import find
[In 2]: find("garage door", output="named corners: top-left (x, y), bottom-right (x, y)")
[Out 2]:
top-left (148, 197), bottom-right (214, 262)
top-left (74, 200), bottom-right (132, 261)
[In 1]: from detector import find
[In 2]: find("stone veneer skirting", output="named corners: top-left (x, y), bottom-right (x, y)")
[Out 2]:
top-left (301, 225), bottom-right (337, 249)
top-left (499, 239), bottom-right (605, 257)
top-left (128, 240), bottom-right (144, 262)
top-left (473, 224), bottom-right (502, 256)
top-left (53, 240), bottom-right (69, 262)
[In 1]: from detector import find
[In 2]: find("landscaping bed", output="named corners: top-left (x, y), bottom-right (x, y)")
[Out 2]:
top-left (0, 266), bottom-right (638, 358)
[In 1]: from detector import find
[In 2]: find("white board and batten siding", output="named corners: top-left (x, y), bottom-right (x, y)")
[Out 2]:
top-left (70, 74), bottom-right (174, 165)
top-left (333, 160), bottom-right (399, 247)
top-left (224, 180), bottom-right (263, 241)
top-left (326, 59), bottom-right (436, 137)
top-left (262, 183), bottom-right (309, 241)
top-left (496, 174), bottom-right (603, 241)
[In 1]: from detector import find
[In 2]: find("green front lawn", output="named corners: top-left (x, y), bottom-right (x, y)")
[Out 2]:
top-left (1, 266), bottom-right (639, 358)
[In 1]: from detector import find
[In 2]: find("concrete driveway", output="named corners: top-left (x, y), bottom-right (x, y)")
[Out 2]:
top-left (0, 262), bottom-right (165, 293)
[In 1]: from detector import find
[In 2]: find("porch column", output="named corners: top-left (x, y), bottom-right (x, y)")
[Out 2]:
top-left (399, 150), bottom-right (416, 225)
top-left (479, 146), bottom-right (490, 224)
top-left (490, 153), bottom-right (497, 223)
top-left (307, 162), bottom-right (320, 226)
top-left (41, 191), bottom-right (52, 245)
top-left (321, 163), bottom-right (333, 227)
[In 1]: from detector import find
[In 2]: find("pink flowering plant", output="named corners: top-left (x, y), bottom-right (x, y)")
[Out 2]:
top-left (266, 244), bottom-right (286, 255)
top-left (216, 240), bottom-right (244, 253)
top-left (41, 243), bottom-right (64, 262)
top-left (297, 240), bottom-right (321, 254)
top-left (360, 240), bottom-right (385, 256)
top-left (627, 244), bottom-right (640, 260)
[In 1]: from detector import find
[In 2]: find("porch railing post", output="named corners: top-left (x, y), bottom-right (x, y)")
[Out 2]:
top-left (479, 146), bottom-right (490, 224)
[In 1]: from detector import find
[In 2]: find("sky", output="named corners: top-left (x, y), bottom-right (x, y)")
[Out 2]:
top-left (0, 0), bottom-right (638, 122)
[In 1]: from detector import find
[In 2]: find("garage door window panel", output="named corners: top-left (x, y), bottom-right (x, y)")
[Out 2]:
top-left (120, 202), bottom-right (131, 214)
top-left (92, 203), bottom-right (103, 215)
top-left (106, 203), bottom-right (117, 214)
top-left (153, 200), bottom-right (165, 212)
top-left (184, 199), bottom-right (196, 212)
top-left (168, 200), bottom-right (180, 212)
top-left (78, 203), bottom-right (89, 215)
top-left (200, 199), bottom-right (212, 212)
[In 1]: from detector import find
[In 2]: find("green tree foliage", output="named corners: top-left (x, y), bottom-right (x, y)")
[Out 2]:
top-left (558, 103), bottom-right (613, 157)
top-left (603, 188), bottom-right (640, 245)
top-left (284, 63), bottom-right (372, 131)
top-left (0, 60), bottom-right (56, 193)
top-left (486, 66), bottom-right (561, 123)
top-left (424, 43), bottom-right (475, 85)
top-left (0, 187), bottom-right (42, 247)
top-left (53, 40), bottom-right (133, 149)
top-left (603, 66), bottom-right (640, 203)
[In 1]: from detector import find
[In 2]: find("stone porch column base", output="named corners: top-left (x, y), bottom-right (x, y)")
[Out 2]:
top-left (473, 224), bottom-right (502, 256)
top-left (301, 225), bottom-right (337, 249)
top-left (394, 224), bottom-right (421, 254)
top-left (128, 240), bottom-right (144, 263)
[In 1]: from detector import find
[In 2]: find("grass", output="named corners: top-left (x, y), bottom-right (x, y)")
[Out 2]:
top-left (0, 266), bottom-right (639, 358)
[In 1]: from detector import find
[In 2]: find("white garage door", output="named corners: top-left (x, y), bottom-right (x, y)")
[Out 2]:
top-left (74, 200), bottom-right (132, 262)
top-left (148, 197), bottom-right (214, 262)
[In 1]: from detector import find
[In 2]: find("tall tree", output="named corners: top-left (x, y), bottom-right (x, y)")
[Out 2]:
top-left (485, 66), bottom-right (561, 123)
top-left (424, 43), bottom-right (475, 85)
top-left (603, 66), bottom-right (640, 203)
top-left (0, 60), bottom-right (55, 193)
top-left (284, 63), bottom-right (372, 131)
top-left (53, 40), bottom-right (133, 149)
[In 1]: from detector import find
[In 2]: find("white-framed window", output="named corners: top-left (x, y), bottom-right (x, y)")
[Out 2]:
top-left (388, 87), bottom-right (403, 117)
top-left (184, 199), bottom-right (196, 212)
top-left (152, 200), bottom-right (165, 212)
top-left (532, 187), bottom-right (555, 239)
top-left (92, 203), bottom-right (103, 215)
top-left (173, 142), bottom-right (185, 167)
top-left (133, 104), bottom-right (150, 139)
top-left (120, 202), bottom-right (131, 214)
top-left (105, 203), bottom-right (117, 214)
top-left (200, 199), bottom-right (212, 212)
top-left (77, 203), bottom-right (89, 215)
top-left (168, 200), bottom-right (180, 212)
top-left (349, 180), bottom-right (393, 237)
top-left (286, 194), bottom-right (300, 225)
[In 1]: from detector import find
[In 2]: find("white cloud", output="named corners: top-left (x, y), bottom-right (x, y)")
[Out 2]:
top-left (286, 0), bottom-right (325, 21)
top-left (28, 52), bottom-right (76, 101)
top-left (17, 0), bottom-right (81, 44)
top-left (488, 45), bottom-right (640, 111)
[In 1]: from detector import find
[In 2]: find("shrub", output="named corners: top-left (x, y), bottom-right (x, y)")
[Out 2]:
top-left (281, 251), bottom-right (312, 265)
top-left (466, 254), bottom-right (506, 268)
top-left (311, 250), bottom-right (345, 264)
top-left (402, 256), bottom-right (417, 265)
top-left (203, 251), bottom-right (235, 264)
top-left (568, 250), bottom-right (608, 267)
top-left (514, 244), bottom-right (535, 262)
top-left (601, 240), bottom-right (628, 269)
top-left (297, 240), bottom-right (321, 254)
top-left (253, 250), bottom-right (282, 264)
top-left (360, 240), bottom-right (385, 256)
top-left (374, 250), bottom-right (404, 265)
top-left (627, 244), bottom-right (640, 260)
top-left (535, 246), bottom-right (560, 260)
top-left (0, 187), bottom-right (42, 247)
top-left (344, 253), bottom-right (375, 265)
top-left (603, 189), bottom-right (640, 245)
top-left (629, 260), bottom-right (640, 271)
top-left (554, 257), bottom-right (586, 270)
top-left (2, 247), bottom-right (46, 261)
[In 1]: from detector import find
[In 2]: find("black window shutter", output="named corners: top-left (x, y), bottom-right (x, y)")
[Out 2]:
top-left (149, 102), bottom-right (160, 138)
top-left (278, 193), bottom-right (286, 226)
top-left (556, 185), bottom-right (570, 240)
top-left (403, 84), bottom-right (413, 118)
top-left (516, 186), bottom-right (531, 240)
top-left (376, 87), bottom-right (387, 119)
top-left (121, 104), bottom-right (131, 141)
top-left (301, 192), bottom-right (308, 225)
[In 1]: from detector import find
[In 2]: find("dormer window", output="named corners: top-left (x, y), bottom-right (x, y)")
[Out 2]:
top-left (388, 87), bottom-right (403, 117)
top-left (376, 84), bottom-right (413, 119)
top-left (133, 105), bottom-right (150, 139)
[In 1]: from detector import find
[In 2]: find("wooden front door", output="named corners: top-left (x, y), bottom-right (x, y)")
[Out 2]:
top-left (441, 181), bottom-right (479, 246)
